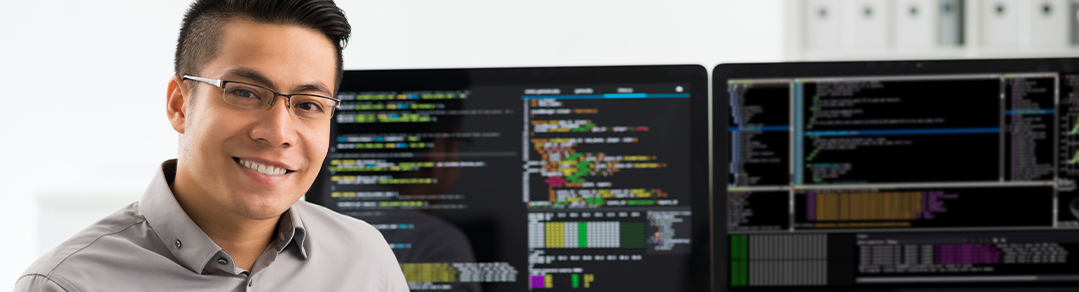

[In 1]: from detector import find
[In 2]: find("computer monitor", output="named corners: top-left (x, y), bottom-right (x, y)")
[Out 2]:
top-left (714, 58), bottom-right (1079, 291)
top-left (307, 65), bottom-right (710, 291)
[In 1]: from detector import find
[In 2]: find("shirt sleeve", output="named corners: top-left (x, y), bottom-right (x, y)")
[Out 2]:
top-left (13, 274), bottom-right (68, 292)
top-left (384, 260), bottom-right (410, 292)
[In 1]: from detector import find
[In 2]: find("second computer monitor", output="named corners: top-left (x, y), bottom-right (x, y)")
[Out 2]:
top-left (715, 59), bottom-right (1079, 291)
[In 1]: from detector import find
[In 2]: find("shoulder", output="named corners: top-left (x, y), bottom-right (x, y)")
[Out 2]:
top-left (20, 202), bottom-right (148, 289)
top-left (13, 274), bottom-right (67, 292)
top-left (291, 201), bottom-right (407, 285)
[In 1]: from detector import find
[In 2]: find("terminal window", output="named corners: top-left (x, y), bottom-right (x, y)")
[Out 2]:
top-left (727, 72), bottom-right (1079, 289)
top-left (316, 79), bottom-right (697, 291)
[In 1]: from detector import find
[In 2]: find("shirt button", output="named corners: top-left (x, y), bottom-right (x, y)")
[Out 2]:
top-left (173, 239), bottom-right (182, 249)
top-left (217, 258), bottom-right (228, 265)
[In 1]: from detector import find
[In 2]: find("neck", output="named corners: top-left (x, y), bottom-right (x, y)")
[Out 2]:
top-left (172, 165), bottom-right (278, 271)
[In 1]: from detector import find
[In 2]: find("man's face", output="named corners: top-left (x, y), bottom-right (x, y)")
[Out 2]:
top-left (176, 19), bottom-right (336, 220)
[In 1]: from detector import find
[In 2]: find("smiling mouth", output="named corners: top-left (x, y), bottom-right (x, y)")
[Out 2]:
top-left (234, 158), bottom-right (294, 176)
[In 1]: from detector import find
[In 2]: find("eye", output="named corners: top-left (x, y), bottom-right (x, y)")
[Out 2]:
top-left (295, 100), bottom-right (326, 113)
top-left (230, 88), bottom-right (260, 99)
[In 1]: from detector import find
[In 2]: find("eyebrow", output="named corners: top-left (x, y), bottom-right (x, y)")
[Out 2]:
top-left (221, 67), bottom-right (333, 96)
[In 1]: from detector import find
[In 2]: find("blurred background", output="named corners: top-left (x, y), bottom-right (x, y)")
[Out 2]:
top-left (1, 0), bottom-right (1076, 289)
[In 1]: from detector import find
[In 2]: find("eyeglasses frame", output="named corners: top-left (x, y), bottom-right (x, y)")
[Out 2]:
top-left (181, 75), bottom-right (341, 120)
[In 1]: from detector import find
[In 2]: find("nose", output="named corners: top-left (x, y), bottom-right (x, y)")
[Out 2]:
top-left (249, 95), bottom-right (296, 148)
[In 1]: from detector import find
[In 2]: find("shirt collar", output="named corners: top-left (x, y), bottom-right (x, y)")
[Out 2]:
top-left (139, 159), bottom-right (308, 274)
top-left (276, 201), bottom-right (308, 259)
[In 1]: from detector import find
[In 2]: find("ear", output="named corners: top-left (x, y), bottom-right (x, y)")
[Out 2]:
top-left (167, 75), bottom-right (189, 134)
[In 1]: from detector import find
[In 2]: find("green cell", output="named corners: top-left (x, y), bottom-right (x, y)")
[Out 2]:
top-left (730, 235), bottom-right (748, 287)
top-left (619, 223), bottom-right (645, 248)
top-left (579, 222), bottom-right (587, 248)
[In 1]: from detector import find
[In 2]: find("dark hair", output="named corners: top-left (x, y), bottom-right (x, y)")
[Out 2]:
top-left (175, 0), bottom-right (351, 93)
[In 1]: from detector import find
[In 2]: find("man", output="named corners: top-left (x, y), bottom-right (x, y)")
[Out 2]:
top-left (15, 0), bottom-right (408, 291)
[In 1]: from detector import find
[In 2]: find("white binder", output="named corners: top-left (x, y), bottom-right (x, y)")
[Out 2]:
top-left (806, 0), bottom-right (843, 50)
top-left (982, 0), bottom-right (1020, 47)
top-left (895, 0), bottom-right (937, 48)
top-left (1024, 0), bottom-right (1068, 47)
top-left (842, 0), bottom-right (892, 49)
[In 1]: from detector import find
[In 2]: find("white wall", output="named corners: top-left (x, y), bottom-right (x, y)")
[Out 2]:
top-left (338, 1), bottom-right (786, 69)
top-left (0, 0), bottom-right (786, 289)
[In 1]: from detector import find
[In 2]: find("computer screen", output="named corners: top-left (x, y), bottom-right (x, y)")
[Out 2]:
top-left (714, 59), bottom-right (1079, 291)
top-left (307, 65), bottom-right (710, 292)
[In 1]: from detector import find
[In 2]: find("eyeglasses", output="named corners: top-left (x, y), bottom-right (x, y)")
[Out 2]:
top-left (182, 75), bottom-right (340, 121)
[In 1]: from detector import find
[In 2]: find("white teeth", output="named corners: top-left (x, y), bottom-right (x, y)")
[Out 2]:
top-left (240, 159), bottom-right (288, 176)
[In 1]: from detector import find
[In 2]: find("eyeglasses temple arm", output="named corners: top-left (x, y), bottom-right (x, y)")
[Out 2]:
top-left (181, 75), bottom-right (224, 87)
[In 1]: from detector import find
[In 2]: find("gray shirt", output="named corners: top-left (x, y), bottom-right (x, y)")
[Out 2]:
top-left (14, 160), bottom-right (409, 292)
